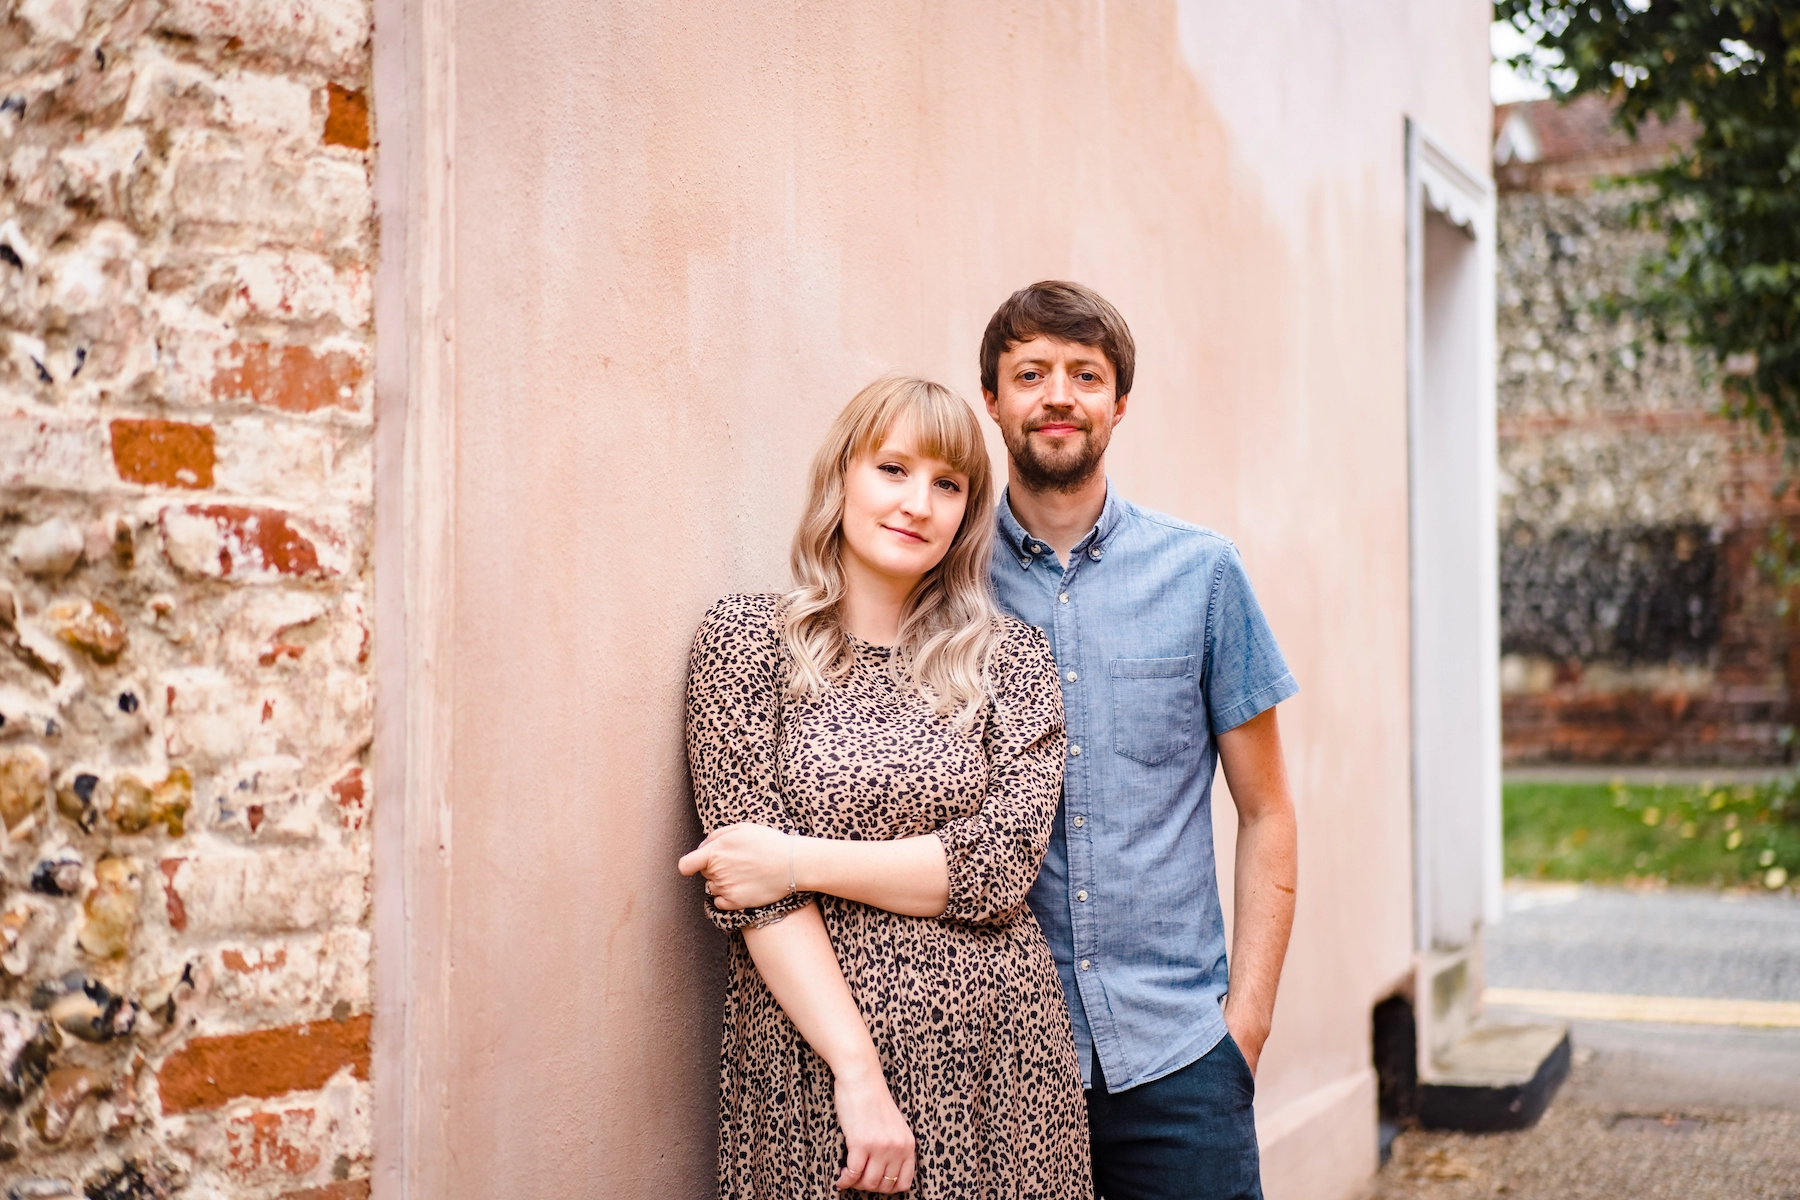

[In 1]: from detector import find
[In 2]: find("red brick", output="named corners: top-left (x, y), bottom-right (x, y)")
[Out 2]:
top-left (280, 1183), bottom-right (370, 1200)
top-left (111, 418), bottom-right (215, 489)
top-left (323, 84), bottom-right (369, 150)
top-left (160, 858), bottom-right (188, 931)
top-left (212, 343), bottom-right (362, 414)
top-left (331, 767), bottom-right (365, 832)
top-left (161, 504), bottom-right (339, 579)
top-left (228, 1108), bottom-right (321, 1178)
top-left (156, 1015), bottom-right (371, 1114)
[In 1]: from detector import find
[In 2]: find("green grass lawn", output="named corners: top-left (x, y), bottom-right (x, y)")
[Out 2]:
top-left (1504, 777), bottom-right (1800, 891)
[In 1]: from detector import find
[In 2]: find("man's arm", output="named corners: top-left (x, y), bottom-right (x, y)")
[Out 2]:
top-left (1215, 705), bottom-right (1298, 1076)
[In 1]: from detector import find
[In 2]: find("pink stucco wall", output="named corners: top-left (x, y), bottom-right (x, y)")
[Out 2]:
top-left (376, 3), bottom-right (1492, 1196)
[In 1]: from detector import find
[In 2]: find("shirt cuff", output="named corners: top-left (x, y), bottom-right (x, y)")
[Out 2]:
top-left (1211, 672), bottom-right (1299, 735)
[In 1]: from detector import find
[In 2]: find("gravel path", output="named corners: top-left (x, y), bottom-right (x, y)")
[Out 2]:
top-left (1370, 1099), bottom-right (1800, 1200)
top-left (1367, 885), bottom-right (1800, 1199)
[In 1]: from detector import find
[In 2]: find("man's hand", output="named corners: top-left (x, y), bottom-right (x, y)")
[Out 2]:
top-left (1222, 994), bottom-right (1270, 1076)
top-left (677, 822), bottom-right (791, 910)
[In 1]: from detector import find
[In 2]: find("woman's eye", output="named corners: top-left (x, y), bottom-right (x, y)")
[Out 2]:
top-left (878, 463), bottom-right (904, 477)
top-left (935, 478), bottom-right (962, 493)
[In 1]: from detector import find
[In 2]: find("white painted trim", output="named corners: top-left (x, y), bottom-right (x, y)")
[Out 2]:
top-left (371, 0), bottom-right (457, 1193)
top-left (1404, 118), bottom-right (1502, 958)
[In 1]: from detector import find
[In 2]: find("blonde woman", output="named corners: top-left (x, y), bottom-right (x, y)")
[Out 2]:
top-left (678, 377), bottom-right (1090, 1199)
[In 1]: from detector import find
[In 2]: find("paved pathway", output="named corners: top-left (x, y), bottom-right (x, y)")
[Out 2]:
top-left (1368, 884), bottom-right (1800, 1199)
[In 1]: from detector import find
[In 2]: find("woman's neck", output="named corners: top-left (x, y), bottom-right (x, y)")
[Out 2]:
top-left (838, 555), bottom-right (918, 647)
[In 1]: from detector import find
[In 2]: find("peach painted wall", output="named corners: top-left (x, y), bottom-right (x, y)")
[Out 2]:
top-left (376, 2), bottom-right (1492, 1196)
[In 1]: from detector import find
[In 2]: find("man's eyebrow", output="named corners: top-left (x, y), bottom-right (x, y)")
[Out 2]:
top-left (1014, 355), bottom-right (1109, 370)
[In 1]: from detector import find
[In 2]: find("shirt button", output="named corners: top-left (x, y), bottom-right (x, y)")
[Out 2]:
top-left (1069, 745), bottom-right (1081, 756)
top-left (1073, 816), bottom-right (1085, 827)
top-left (1019, 557), bottom-right (1031, 567)
top-left (1080, 959), bottom-right (1091, 971)
top-left (1059, 593), bottom-right (1069, 603)
top-left (1090, 547), bottom-right (1103, 560)
top-left (1066, 671), bottom-right (1078, 682)
top-left (1076, 890), bottom-right (1088, 902)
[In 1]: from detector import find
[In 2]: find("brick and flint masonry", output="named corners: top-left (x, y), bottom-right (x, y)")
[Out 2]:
top-left (1, 0), bottom-right (376, 1194)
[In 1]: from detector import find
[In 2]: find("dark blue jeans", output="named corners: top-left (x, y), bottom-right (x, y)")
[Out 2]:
top-left (1085, 1036), bottom-right (1263, 1200)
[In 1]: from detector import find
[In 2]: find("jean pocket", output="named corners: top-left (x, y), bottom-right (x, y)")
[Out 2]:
top-left (1110, 656), bottom-right (1199, 766)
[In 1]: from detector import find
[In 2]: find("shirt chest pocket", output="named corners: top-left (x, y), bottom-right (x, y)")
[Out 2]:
top-left (1110, 656), bottom-right (1201, 766)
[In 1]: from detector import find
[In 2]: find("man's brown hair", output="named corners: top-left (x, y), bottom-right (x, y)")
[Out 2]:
top-left (978, 280), bottom-right (1136, 399)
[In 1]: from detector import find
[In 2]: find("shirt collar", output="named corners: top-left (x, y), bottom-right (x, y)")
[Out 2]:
top-left (995, 479), bottom-right (1124, 568)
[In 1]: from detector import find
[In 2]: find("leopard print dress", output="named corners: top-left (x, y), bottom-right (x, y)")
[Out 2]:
top-left (686, 593), bottom-right (1091, 1200)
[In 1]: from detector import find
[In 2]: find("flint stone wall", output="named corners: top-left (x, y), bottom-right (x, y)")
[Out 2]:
top-left (0, 0), bottom-right (374, 1194)
top-left (1498, 188), bottom-right (1799, 764)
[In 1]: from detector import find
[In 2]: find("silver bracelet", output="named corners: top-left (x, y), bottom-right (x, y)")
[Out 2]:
top-left (787, 833), bottom-right (798, 897)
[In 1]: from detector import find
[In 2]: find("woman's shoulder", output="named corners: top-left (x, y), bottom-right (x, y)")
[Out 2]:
top-left (692, 592), bottom-right (785, 659)
top-left (990, 613), bottom-right (1055, 672)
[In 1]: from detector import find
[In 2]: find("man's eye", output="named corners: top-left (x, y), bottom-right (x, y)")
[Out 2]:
top-left (1078, 372), bottom-right (1097, 383)
top-left (1021, 371), bottom-right (1042, 382)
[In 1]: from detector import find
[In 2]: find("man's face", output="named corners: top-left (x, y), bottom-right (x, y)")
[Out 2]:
top-left (984, 336), bottom-right (1128, 494)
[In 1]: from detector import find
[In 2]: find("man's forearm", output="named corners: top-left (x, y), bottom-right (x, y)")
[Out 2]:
top-left (1226, 805), bottom-right (1297, 1044)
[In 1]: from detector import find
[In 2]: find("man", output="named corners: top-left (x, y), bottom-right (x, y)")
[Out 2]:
top-left (980, 281), bottom-right (1299, 1200)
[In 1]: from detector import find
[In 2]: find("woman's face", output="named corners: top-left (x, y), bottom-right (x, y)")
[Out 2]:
top-left (839, 421), bottom-right (971, 591)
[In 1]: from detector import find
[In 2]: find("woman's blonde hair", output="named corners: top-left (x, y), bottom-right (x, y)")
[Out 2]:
top-left (782, 375), bottom-right (1001, 724)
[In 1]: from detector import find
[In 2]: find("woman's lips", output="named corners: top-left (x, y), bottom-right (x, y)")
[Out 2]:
top-left (881, 524), bottom-right (926, 543)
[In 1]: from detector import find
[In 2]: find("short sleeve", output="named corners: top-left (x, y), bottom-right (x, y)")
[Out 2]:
top-left (1204, 546), bottom-right (1299, 734)
top-left (685, 594), bottom-right (815, 931)
top-left (934, 621), bottom-right (1067, 926)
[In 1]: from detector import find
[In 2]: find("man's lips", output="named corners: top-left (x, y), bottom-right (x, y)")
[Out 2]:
top-left (880, 524), bottom-right (927, 544)
top-left (1031, 423), bottom-right (1084, 436)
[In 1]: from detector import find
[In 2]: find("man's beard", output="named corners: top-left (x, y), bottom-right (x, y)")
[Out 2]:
top-left (1003, 419), bottom-right (1112, 494)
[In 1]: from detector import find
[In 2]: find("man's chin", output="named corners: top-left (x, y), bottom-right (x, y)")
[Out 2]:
top-left (1015, 451), bottom-right (1103, 494)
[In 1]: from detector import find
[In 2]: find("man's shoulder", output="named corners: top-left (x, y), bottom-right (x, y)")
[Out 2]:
top-left (1117, 500), bottom-right (1239, 563)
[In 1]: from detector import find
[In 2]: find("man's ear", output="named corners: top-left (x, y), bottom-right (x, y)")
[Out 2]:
top-left (1113, 392), bottom-right (1130, 425)
top-left (982, 389), bottom-right (1000, 421)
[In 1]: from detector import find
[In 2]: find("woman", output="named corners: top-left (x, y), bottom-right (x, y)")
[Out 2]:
top-left (678, 376), bottom-right (1089, 1199)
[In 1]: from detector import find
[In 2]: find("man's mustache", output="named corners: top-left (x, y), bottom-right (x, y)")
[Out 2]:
top-left (1025, 416), bottom-right (1093, 434)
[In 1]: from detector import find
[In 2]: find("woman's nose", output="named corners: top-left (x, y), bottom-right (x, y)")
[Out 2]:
top-left (898, 481), bottom-right (933, 516)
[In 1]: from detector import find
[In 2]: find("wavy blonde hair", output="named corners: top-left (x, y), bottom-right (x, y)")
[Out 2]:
top-left (782, 375), bottom-right (1001, 724)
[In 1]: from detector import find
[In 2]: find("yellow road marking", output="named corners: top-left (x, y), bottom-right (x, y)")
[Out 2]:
top-left (1485, 987), bottom-right (1800, 1029)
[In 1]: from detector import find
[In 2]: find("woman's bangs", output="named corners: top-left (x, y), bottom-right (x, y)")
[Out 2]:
top-left (859, 382), bottom-right (987, 480)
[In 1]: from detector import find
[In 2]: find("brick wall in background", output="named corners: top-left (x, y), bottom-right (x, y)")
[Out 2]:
top-left (1497, 103), bottom-right (1800, 765)
top-left (0, 0), bottom-right (374, 1195)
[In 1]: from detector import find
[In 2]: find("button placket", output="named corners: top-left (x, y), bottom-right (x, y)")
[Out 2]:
top-left (1053, 553), bottom-right (1104, 1014)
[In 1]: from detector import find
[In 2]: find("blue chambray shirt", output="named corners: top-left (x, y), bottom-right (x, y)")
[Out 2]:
top-left (990, 482), bottom-right (1298, 1092)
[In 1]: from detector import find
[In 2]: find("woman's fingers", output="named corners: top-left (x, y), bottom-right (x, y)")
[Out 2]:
top-left (834, 1146), bottom-right (869, 1191)
top-left (675, 843), bottom-right (710, 876)
top-left (896, 1151), bottom-right (916, 1193)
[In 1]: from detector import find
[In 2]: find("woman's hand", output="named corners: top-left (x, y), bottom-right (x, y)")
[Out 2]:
top-left (677, 822), bottom-right (793, 910)
top-left (832, 1063), bottom-right (916, 1194)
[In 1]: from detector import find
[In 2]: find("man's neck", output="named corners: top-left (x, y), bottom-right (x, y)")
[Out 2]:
top-left (1006, 465), bottom-right (1108, 566)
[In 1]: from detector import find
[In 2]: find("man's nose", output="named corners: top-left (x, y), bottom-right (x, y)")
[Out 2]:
top-left (1043, 369), bottom-right (1075, 407)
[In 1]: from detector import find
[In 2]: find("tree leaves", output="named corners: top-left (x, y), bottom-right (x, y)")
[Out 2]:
top-left (1496, 1), bottom-right (1800, 440)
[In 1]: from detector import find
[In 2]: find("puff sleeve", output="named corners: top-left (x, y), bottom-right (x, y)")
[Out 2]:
top-left (684, 594), bottom-right (815, 931)
top-left (933, 622), bottom-right (1067, 925)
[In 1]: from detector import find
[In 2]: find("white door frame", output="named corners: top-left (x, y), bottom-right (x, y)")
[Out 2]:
top-left (1405, 118), bottom-right (1502, 963)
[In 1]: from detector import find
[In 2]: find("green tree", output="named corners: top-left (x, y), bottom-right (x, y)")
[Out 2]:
top-left (1495, 1), bottom-right (1800, 438)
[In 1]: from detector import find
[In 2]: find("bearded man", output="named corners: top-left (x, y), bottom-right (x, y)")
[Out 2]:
top-left (981, 281), bottom-right (1299, 1200)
